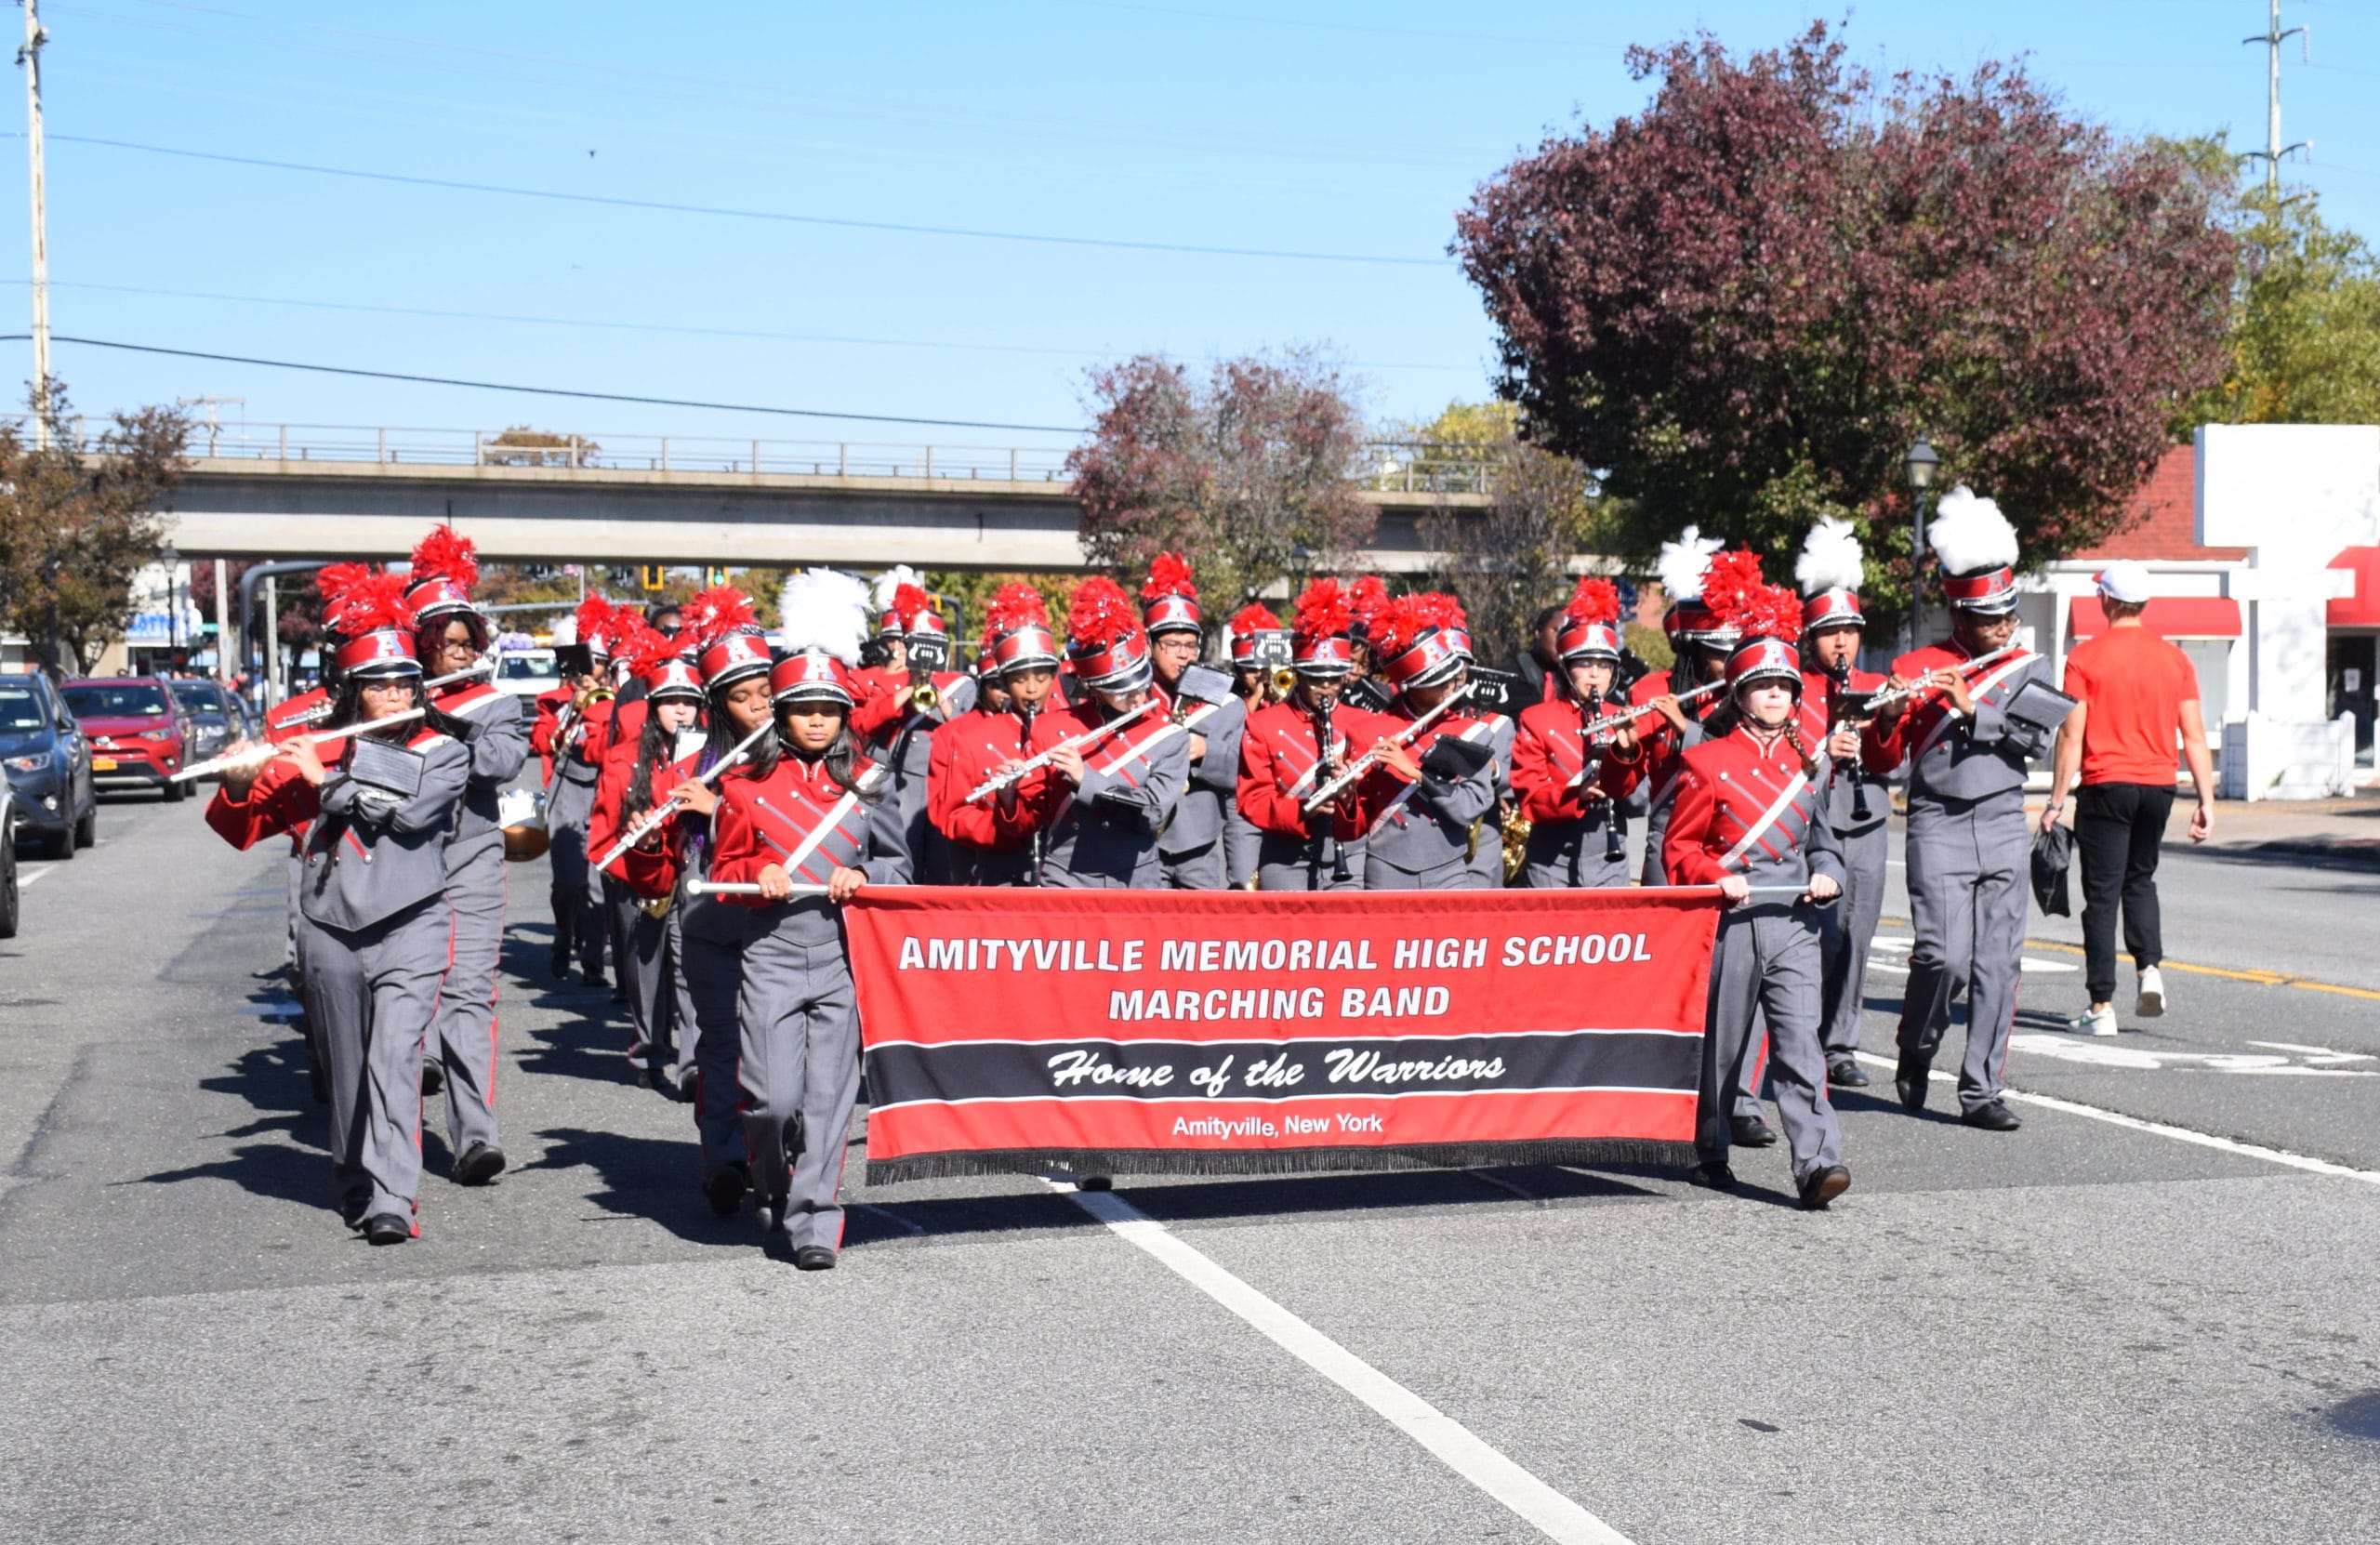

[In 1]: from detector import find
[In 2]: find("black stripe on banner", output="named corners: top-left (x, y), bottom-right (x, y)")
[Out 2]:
top-left (865, 1030), bottom-right (1697, 1110)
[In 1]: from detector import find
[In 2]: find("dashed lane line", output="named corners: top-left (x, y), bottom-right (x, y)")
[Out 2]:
top-left (1047, 1179), bottom-right (1635, 1545)
top-left (1848, 1052), bottom-right (2380, 1188)
top-left (1875, 918), bottom-right (2380, 1002)
top-left (18, 864), bottom-right (58, 890)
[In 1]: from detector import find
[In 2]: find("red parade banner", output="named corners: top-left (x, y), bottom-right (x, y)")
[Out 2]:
top-left (845, 887), bottom-right (1723, 1182)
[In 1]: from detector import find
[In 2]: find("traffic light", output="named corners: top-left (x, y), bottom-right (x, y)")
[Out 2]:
top-left (640, 564), bottom-right (667, 592)
top-left (706, 566), bottom-right (729, 587)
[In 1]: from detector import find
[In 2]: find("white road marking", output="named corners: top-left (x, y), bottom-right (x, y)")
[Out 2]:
top-left (2006, 1033), bottom-right (2375, 1076)
top-left (1850, 1051), bottom-right (2380, 1187)
top-left (2247, 1041), bottom-right (2376, 1063)
top-left (18, 864), bottom-right (59, 889)
top-left (1049, 1180), bottom-right (1633, 1545)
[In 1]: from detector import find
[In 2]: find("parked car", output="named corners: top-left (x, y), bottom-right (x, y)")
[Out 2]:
top-left (0, 784), bottom-right (20, 938)
top-left (0, 671), bottom-right (98, 859)
top-left (494, 647), bottom-right (561, 699)
top-left (60, 676), bottom-right (194, 801)
top-left (166, 677), bottom-right (246, 765)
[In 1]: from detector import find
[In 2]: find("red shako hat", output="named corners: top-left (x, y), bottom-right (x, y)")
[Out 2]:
top-left (1795, 518), bottom-right (1866, 633)
top-left (1289, 579), bottom-right (1355, 675)
top-left (1658, 526), bottom-right (1738, 644)
top-left (698, 631), bottom-right (772, 691)
top-left (1555, 576), bottom-right (1625, 662)
top-left (769, 648), bottom-right (855, 706)
top-left (328, 571), bottom-right (423, 678)
top-left (1708, 557), bottom-right (1807, 695)
top-left (403, 524), bottom-right (479, 624)
top-left (1373, 592), bottom-right (1468, 691)
top-left (1067, 575), bottom-right (1154, 692)
top-left (1929, 486), bottom-right (2021, 616)
top-left (985, 583), bottom-right (1060, 675)
top-left (1227, 603), bottom-right (1283, 666)
top-left (1139, 552), bottom-right (1203, 639)
top-left (645, 657), bottom-right (706, 703)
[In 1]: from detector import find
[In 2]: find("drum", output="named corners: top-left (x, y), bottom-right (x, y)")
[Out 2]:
top-left (498, 786), bottom-right (549, 862)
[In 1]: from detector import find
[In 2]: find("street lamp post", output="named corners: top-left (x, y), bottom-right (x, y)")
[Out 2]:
top-left (161, 541), bottom-right (180, 667)
top-left (1903, 438), bottom-right (1940, 657)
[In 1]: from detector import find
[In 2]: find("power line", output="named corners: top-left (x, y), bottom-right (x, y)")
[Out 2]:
top-left (1, 277), bottom-right (1478, 372)
top-left (9, 334), bottom-right (1088, 433)
top-left (39, 132), bottom-right (1450, 268)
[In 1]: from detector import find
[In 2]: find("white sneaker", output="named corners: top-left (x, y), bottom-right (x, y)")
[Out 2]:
top-left (2070, 1004), bottom-right (2119, 1037)
top-left (2135, 967), bottom-right (2166, 1020)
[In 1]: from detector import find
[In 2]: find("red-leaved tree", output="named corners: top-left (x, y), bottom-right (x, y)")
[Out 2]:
top-left (1066, 350), bottom-right (1373, 607)
top-left (1453, 22), bottom-right (2238, 618)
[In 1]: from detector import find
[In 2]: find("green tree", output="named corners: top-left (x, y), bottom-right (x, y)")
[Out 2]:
top-left (1414, 402), bottom-right (1604, 666)
top-left (0, 390), bottom-right (191, 672)
top-left (2191, 188), bottom-right (2380, 427)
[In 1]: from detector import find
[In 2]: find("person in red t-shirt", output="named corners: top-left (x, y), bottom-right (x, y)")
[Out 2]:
top-left (2043, 561), bottom-right (2216, 1037)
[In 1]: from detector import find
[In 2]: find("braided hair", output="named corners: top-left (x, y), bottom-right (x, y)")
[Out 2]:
top-left (624, 702), bottom-right (705, 824)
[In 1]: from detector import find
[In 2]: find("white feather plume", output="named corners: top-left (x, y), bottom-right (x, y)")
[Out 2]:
top-left (1794, 518), bottom-right (1866, 598)
top-left (872, 564), bottom-right (925, 612)
top-left (1656, 525), bottom-right (1723, 604)
top-left (777, 569), bottom-right (871, 666)
top-left (1927, 485), bottom-right (2018, 576)
top-left (549, 614), bottom-right (577, 647)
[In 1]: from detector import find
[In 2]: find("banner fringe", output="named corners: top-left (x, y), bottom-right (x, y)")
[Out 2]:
top-left (864, 1139), bottom-right (1694, 1187)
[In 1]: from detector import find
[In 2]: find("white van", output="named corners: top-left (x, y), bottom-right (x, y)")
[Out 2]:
top-left (494, 648), bottom-right (562, 699)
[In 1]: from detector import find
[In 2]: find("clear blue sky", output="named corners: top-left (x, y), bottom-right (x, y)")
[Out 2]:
top-left (6, 0), bottom-right (2374, 456)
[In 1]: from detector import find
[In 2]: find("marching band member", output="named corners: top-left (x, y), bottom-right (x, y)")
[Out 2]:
top-left (928, 584), bottom-right (1072, 886)
top-left (1358, 593), bottom-right (1501, 891)
top-left (1341, 575), bottom-right (1394, 712)
top-left (852, 581), bottom-right (976, 883)
top-left (1635, 529), bottom-right (1739, 884)
top-left (710, 572), bottom-right (910, 1268)
top-left (1868, 489), bottom-right (2063, 1132)
top-left (618, 614), bottom-right (775, 1215)
top-left (589, 638), bottom-right (712, 1092)
top-left (1140, 555), bottom-right (1242, 891)
top-left (204, 574), bottom-right (471, 1245)
top-left (1222, 602), bottom-right (1283, 889)
top-left (1038, 577), bottom-right (1188, 888)
top-left (1793, 520), bottom-right (1897, 1089)
top-left (1236, 580), bottom-right (1390, 891)
top-left (1662, 575), bottom-right (1851, 1210)
top-left (534, 598), bottom-right (622, 984)
top-left (1511, 578), bottom-right (1646, 888)
top-left (406, 526), bottom-right (530, 1182)
top-left (1435, 605), bottom-right (1517, 890)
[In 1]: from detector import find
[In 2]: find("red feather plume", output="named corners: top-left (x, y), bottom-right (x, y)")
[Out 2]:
top-left (408, 523), bottom-right (478, 590)
top-left (985, 582), bottom-right (1049, 633)
top-left (1347, 575), bottom-right (1391, 633)
top-left (1699, 549), bottom-right (1767, 623)
top-left (1562, 576), bottom-right (1621, 627)
top-left (1712, 574), bottom-right (1805, 643)
top-left (314, 563), bottom-right (373, 613)
top-left (1291, 578), bottom-right (1352, 641)
top-left (681, 586), bottom-right (756, 651)
top-left (1066, 575), bottom-right (1139, 647)
top-left (890, 583), bottom-right (932, 629)
top-left (330, 570), bottom-right (417, 637)
top-left (1139, 551), bottom-right (1197, 603)
top-left (1373, 592), bottom-right (1467, 660)
top-left (620, 622), bottom-right (681, 675)
top-left (1228, 602), bottom-right (1281, 633)
top-left (573, 596), bottom-right (621, 650)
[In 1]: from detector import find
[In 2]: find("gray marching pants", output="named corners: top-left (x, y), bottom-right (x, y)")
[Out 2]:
top-left (1160, 841), bottom-right (1223, 891)
top-left (679, 931), bottom-right (751, 1182)
top-left (1223, 809), bottom-right (1261, 889)
top-left (430, 839), bottom-right (506, 1156)
top-left (622, 888), bottom-right (674, 1060)
top-left (545, 773), bottom-right (605, 974)
top-left (299, 897), bottom-right (450, 1225)
top-left (603, 874), bottom-right (637, 993)
top-left (1897, 793), bottom-right (2029, 1115)
top-left (1699, 904), bottom-right (1841, 1185)
top-left (1818, 822), bottom-right (1889, 1061)
top-left (736, 927), bottom-right (861, 1252)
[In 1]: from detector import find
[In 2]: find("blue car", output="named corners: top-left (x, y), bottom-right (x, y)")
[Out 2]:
top-left (0, 672), bottom-right (99, 860)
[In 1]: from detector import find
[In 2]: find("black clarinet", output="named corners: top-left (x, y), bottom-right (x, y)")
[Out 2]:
top-left (1314, 696), bottom-right (1352, 885)
top-left (1019, 699), bottom-right (1045, 885)
top-left (1829, 662), bottom-right (1873, 822)
top-left (1580, 687), bottom-right (1627, 865)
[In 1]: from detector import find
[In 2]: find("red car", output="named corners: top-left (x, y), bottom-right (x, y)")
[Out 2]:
top-left (60, 677), bottom-right (196, 801)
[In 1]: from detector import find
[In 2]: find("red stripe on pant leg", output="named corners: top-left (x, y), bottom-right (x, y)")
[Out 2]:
top-left (1750, 1027), bottom-right (1769, 1095)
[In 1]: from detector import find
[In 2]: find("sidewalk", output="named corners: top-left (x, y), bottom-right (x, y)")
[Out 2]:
top-left (2027, 790), bottom-right (2380, 869)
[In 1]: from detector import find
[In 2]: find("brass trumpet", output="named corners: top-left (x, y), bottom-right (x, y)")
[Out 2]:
top-left (573, 681), bottom-right (616, 711)
top-left (1269, 665), bottom-right (1299, 698)
top-left (910, 674), bottom-right (941, 713)
top-left (1500, 805), bottom-right (1533, 884)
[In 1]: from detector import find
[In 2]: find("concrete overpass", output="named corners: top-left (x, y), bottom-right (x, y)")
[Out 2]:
top-left (154, 423), bottom-right (1495, 574)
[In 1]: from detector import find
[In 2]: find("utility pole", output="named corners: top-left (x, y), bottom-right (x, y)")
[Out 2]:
top-left (2242, 0), bottom-right (2310, 197)
top-left (18, 0), bottom-right (49, 444)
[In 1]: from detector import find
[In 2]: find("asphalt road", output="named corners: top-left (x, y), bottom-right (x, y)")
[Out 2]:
top-left (3, 798), bottom-right (2376, 1544)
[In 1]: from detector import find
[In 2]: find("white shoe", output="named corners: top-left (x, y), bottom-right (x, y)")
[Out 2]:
top-left (2135, 967), bottom-right (2166, 1020)
top-left (2070, 1004), bottom-right (2119, 1037)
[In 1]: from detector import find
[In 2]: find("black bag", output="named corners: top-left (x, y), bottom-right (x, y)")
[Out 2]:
top-left (2030, 816), bottom-right (2073, 917)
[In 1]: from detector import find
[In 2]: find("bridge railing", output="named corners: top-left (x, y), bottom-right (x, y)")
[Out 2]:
top-left (10, 416), bottom-right (1504, 495)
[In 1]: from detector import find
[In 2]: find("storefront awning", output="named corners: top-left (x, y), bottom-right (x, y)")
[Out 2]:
top-left (2068, 596), bottom-right (2241, 640)
top-left (2330, 547), bottom-right (2380, 629)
